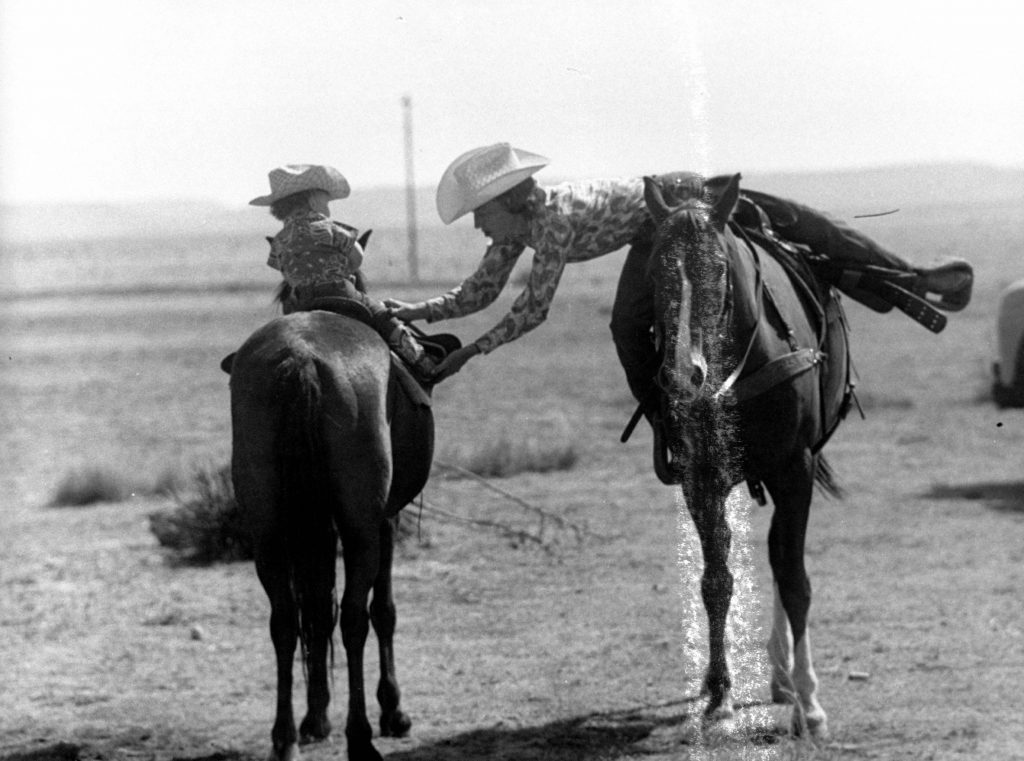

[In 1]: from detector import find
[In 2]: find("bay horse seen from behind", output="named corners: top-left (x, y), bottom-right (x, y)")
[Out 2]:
top-left (646, 172), bottom-right (853, 738)
top-left (230, 307), bottom-right (434, 761)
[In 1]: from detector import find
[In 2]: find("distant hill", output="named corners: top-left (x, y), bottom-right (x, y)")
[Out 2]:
top-left (742, 162), bottom-right (1024, 214)
top-left (2, 162), bottom-right (1021, 244)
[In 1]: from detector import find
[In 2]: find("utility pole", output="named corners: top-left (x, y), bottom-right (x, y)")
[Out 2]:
top-left (401, 94), bottom-right (420, 283)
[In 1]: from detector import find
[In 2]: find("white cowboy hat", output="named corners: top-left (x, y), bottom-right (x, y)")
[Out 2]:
top-left (249, 164), bottom-right (351, 206)
top-left (436, 143), bottom-right (549, 224)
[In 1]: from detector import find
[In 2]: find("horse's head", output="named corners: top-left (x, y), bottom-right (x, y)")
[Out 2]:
top-left (644, 173), bottom-right (741, 404)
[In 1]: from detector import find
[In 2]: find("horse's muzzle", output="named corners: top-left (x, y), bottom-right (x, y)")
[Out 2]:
top-left (657, 327), bottom-right (709, 404)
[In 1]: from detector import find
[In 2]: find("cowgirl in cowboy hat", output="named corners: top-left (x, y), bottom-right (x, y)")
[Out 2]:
top-left (386, 143), bottom-right (973, 416)
top-left (252, 164), bottom-right (436, 381)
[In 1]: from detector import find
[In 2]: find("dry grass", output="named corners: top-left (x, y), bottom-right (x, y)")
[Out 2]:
top-left (438, 432), bottom-right (580, 479)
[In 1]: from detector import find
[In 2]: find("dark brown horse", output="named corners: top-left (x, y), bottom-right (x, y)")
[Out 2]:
top-left (230, 308), bottom-right (433, 761)
top-left (645, 173), bottom-right (852, 739)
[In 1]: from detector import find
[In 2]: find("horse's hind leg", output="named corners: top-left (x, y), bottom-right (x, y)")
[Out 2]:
top-left (338, 520), bottom-right (383, 761)
top-left (764, 451), bottom-right (829, 739)
top-left (297, 524), bottom-right (339, 745)
top-left (253, 531), bottom-right (302, 761)
top-left (686, 474), bottom-right (735, 723)
top-left (370, 516), bottom-right (412, 738)
top-left (767, 581), bottom-right (795, 704)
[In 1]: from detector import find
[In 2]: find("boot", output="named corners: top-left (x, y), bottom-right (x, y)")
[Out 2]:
top-left (913, 259), bottom-right (973, 311)
top-left (388, 325), bottom-right (437, 383)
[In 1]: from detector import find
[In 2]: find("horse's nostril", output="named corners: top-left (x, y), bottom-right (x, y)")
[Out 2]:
top-left (690, 364), bottom-right (708, 392)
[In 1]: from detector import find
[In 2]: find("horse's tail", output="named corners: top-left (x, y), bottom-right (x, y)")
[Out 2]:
top-left (274, 351), bottom-right (338, 673)
top-left (814, 454), bottom-right (844, 500)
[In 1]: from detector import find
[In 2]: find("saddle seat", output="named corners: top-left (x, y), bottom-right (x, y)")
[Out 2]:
top-left (305, 295), bottom-right (461, 368)
top-left (221, 298), bottom-right (461, 409)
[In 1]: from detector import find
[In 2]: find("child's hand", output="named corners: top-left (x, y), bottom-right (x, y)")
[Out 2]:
top-left (384, 299), bottom-right (428, 321)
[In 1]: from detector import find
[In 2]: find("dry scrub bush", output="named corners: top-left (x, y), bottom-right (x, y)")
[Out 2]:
top-left (149, 464), bottom-right (251, 564)
top-left (149, 463), bottom-right (427, 564)
top-left (51, 465), bottom-right (138, 506)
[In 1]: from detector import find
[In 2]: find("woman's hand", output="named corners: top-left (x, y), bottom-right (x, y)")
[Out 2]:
top-left (384, 298), bottom-right (429, 322)
top-left (432, 344), bottom-right (480, 382)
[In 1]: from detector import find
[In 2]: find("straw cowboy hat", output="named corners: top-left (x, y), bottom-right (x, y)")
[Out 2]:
top-left (436, 143), bottom-right (549, 224)
top-left (249, 164), bottom-right (351, 206)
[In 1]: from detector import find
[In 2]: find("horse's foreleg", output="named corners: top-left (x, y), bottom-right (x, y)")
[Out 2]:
top-left (370, 517), bottom-right (412, 738)
top-left (687, 477), bottom-right (735, 723)
top-left (765, 453), bottom-right (828, 739)
top-left (339, 527), bottom-right (382, 761)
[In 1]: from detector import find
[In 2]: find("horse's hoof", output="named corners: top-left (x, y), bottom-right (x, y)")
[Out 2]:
top-left (703, 699), bottom-right (736, 724)
top-left (791, 708), bottom-right (829, 741)
top-left (346, 740), bottom-right (383, 761)
top-left (380, 708), bottom-right (412, 737)
top-left (267, 743), bottom-right (300, 761)
top-left (299, 713), bottom-right (332, 744)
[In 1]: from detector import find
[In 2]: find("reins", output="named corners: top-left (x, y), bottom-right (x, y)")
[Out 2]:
top-left (714, 222), bottom-right (827, 405)
top-left (711, 223), bottom-right (764, 402)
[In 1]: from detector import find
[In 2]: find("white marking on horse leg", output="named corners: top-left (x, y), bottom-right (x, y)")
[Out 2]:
top-left (792, 628), bottom-right (829, 739)
top-left (767, 582), bottom-right (795, 703)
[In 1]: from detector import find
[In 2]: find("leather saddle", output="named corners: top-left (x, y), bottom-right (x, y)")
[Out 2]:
top-left (220, 301), bottom-right (461, 408)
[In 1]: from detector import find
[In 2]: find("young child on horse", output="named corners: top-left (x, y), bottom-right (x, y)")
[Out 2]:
top-left (250, 164), bottom-right (436, 382)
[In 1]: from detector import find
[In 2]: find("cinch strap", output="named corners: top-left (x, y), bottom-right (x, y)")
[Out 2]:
top-left (721, 348), bottom-right (826, 404)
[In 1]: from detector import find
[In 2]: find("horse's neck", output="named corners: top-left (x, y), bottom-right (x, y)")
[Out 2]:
top-left (723, 227), bottom-right (763, 329)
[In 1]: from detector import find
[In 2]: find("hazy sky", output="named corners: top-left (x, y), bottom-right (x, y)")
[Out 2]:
top-left (1, 0), bottom-right (1022, 206)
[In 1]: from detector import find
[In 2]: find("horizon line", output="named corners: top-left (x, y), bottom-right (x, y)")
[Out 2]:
top-left (2, 159), bottom-right (1023, 209)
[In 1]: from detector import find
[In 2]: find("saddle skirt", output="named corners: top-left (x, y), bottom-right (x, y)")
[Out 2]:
top-left (304, 295), bottom-right (460, 408)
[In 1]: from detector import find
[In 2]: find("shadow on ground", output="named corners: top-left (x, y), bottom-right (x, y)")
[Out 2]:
top-left (0, 702), bottom-right (792, 761)
top-left (385, 699), bottom-right (788, 761)
top-left (925, 480), bottom-right (1024, 514)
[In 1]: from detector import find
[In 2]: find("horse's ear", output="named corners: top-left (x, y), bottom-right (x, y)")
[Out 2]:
top-left (643, 176), bottom-right (672, 223)
top-left (710, 173), bottom-right (742, 232)
top-left (357, 229), bottom-right (372, 251)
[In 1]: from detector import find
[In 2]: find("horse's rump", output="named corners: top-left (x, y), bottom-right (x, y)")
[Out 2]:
top-left (230, 311), bottom-right (394, 512)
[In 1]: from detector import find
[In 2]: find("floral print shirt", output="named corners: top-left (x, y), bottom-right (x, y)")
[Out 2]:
top-left (266, 209), bottom-right (362, 288)
top-left (423, 177), bottom-right (648, 354)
